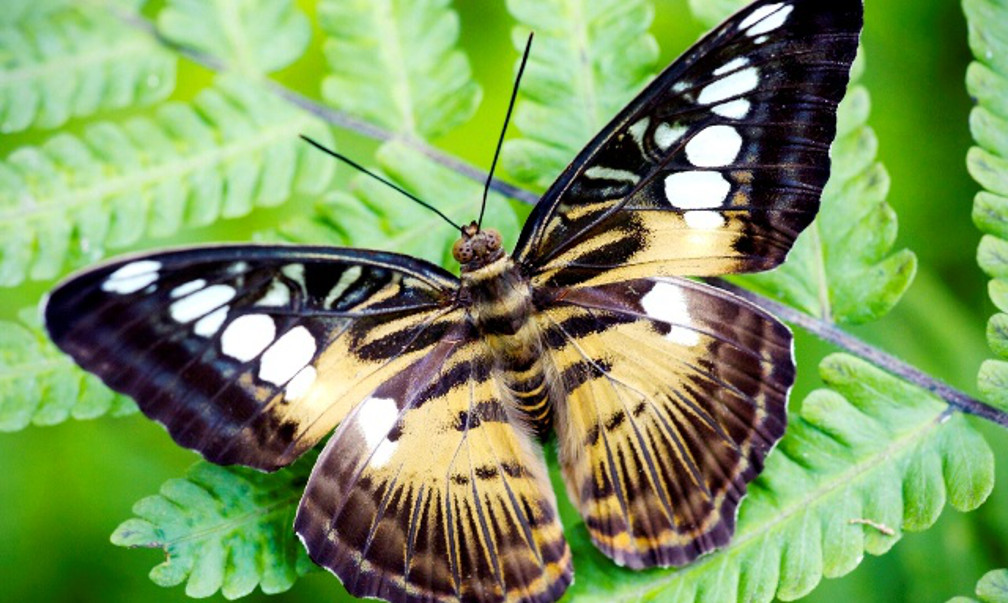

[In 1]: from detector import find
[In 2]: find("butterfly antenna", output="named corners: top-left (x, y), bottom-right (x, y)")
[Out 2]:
top-left (477, 32), bottom-right (534, 230)
top-left (299, 135), bottom-right (465, 233)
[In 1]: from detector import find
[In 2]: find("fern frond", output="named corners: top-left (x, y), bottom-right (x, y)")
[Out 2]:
top-left (966, 0), bottom-right (1008, 411)
top-left (561, 354), bottom-right (993, 602)
top-left (0, 307), bottom-right (136, 431)
top-left (0, 75), bottom-right (334, 287)
top-left (0, 5), bottom-right (175, 134)
top-left (111, 452), bottom-right (317, 599)
top-left (950, 569), bottom-right (1008, 603)
top-left (318, 0), bottom-right (481, 140)
top-left (738, 52), bottom-right (917, 324)
top-left (501, 0), bottom-right (658, 190)
top-left (1, 0), bottom-right (146, 26)
top-left (156, 0), bottom-right (309, 76)
top-left (272, 141), bottom-right (520, 268)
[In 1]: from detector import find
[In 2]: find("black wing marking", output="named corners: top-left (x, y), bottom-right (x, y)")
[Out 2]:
top-left (44, 244), bottom-right (461, 470)
top-left (514, 0), bottom-right (863, 288)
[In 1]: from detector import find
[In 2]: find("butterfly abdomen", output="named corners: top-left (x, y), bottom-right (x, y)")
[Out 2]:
top-left (462, 255), bottom-right (556, 435)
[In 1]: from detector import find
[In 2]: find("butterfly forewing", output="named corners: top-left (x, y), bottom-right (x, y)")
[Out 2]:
top-left (45, 245), bottom-right (460, 470)
top-left (296, 332), bottom-right (572, 603)
top-left (515, 0), bottom-right (863, 288)
top-left (541, 278), bottom-right (792, 567)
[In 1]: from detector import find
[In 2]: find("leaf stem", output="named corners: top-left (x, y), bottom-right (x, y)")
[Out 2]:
top-left (707, 278), bottom-right (1008, 428)
top-left (109, 7), bottom-right (1008, 429)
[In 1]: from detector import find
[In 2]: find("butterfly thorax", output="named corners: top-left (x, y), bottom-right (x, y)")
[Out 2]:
top-left (455, 224), bottom-right (556, 435)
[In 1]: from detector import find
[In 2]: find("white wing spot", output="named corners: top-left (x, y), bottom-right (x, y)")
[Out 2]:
top-left (664, 171), bottom-right (731, 209)
top-left (259, 326), bottom-right (317, 386)
top-left (355, 396), bottom-right (400, 467)
top-left (221, 313), bottom-right (276, 362)
top-left (698, 67), bottom-right (759, 105)
top-left (584, 165), bottom-right (640, 184)
top-left (170, 279), bottom-right (206, 298)
top-left (654, 122), bottom-right (688, 151)
top-left (746, 4), bottom-right (794, 36)
top-left (739, 3), bottom-right (786, 31)
top-left (684, 210), bottom-right (727, 230)
top-left (256, 279), bottom-right (291, 307)
top-left (713, 99), bottom-right (751, 119)
top-left (324, 265), bottom-right (362, 308)
top-left (169, 284), bottom-right (236, 324)
top-left (282, 264), bottom-right (307, 294)
top-left (284, 365), bottom-right (317, 401)
top-left (228, 261), bottom-right (249, 274)
top-left (101, 260), bottom-right (162, 294)
top-left (194, 306), bottom-right (228, 337)
top-left (686, 125), bottom-right (743, 168)
top-left (713, 57), bottom-right (750, 76)
top-left (627, 117), bottom-right (650, 153)
top-left (641, 281), bottom-right (701, 347)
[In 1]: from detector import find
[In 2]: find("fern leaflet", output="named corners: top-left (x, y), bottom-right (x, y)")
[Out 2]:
top-left (0, 308), bottom-right (136, 431)
top-left (318, 0), bottom-right (481, 140)
top-left (0, 5), bottom-right (175, 134)
top-left (156, 0), bottom-right (310, 76)
top-left (966, 0), bottom-right (1008, 411)
top-left (0, 75), bottom-right (334, 287)
top-left (111, 452), bottom-right (317, 599)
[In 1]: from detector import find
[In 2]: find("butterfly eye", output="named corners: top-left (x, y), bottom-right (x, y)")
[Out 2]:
top-left (486, 230), bottom-right (502, 251)
top-left (452, 238), bottom-right (474, 263)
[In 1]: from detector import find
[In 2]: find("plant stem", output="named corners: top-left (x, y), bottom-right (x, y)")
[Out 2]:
top-left (708, 278), bottom-right (1008, 428)
top-left (110, 7), bottom-right (1008, 429)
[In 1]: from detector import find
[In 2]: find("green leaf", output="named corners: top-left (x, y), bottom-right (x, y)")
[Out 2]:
top-left (0, 75), bottom-right (334, 287)
top-left (738, 53), bottom-right (917, 324)
top-left (0, 5), bottom-right (176, 133)
top-left (0, 307), bottom-right (136, 431)
top-left (111, 453), bottom-right (317, 599)
top-left (559, 354), bottom-right (993, 601)
top-left (156, 0), bottom-right (310, 76)
top-left (951, 569), bottom-right (1008, 603)
top-left (0, 0), bottom-right (147, 26)
top-left (272, 141), bottom-right (520, 269)
top-left (501, 0), bottom-right (659, 190)
top-left (965, 0), bottom-right (1008, 411)
top-left (318, 0), bottom-right (481, 140)
top-left (977, 570), bottom-right (1008, 603)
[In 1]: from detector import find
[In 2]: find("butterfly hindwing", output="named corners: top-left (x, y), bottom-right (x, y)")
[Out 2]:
top-left (44, 245), bottom-right (461, 470)
top-left (296, 330), bottom-right (572, 603)
top-left (540, 278), bottom-right (792, 567)
top-left (515, 0), bottom-right (863, 288)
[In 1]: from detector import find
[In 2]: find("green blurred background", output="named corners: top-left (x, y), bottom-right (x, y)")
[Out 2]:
top-left (0, 0), bottom-right (1003, 601)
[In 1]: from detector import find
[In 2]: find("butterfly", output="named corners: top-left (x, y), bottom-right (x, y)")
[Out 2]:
top-left (43, 1), bottom-right (862, 602)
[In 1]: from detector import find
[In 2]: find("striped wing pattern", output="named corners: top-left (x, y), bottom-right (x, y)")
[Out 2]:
top-left (541, 278), bottom-right (792, 567)
top-left (295, 331), bottom-right (572, 603)
top-left (516, 0), bottom-right (863, 289)
top-left (45, 245), bottom-right (460, 471)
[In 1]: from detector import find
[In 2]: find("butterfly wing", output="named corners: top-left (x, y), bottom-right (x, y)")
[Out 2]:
top-left (521, 0), bottom-right (862, 568)
top-left (514, 0), bottom-right (863, 288)
top-left (44, 245), bottom-right (461, 470)
top-left (295, 330), bottom-right (572, 603)
top-left (540, 277), bottom-right (791, 567)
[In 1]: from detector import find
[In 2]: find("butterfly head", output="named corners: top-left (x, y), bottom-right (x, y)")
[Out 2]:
top-left (453, 222), bottom-right (504, 270)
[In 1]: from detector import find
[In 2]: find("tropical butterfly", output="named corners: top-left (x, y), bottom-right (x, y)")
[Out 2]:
top-left (43, 1), bottom-right (862, 602)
